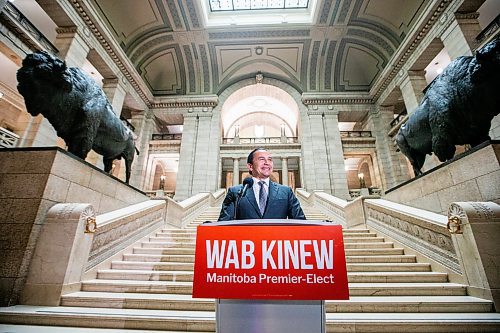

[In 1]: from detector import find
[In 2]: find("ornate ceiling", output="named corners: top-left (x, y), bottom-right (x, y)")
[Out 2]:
top-left (87, 0), bottom-right (429, 96)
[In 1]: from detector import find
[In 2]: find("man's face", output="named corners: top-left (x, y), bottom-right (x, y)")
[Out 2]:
top-left (248, 150), bottom-right (273, 180)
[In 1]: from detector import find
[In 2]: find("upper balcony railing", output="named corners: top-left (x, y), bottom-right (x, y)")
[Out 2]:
top-left (340, 131), bottom-right (372, 138)
top-left (151, 133), bottom-right (182, 140)
top-left (476, 13), bottom-right (499, 45)
top-left (222, 136), bottom-right (299, 144)
top-left (390, 110), bottom-right (408, 128)
top-left (2, 1), bottom-right (58, 54)
top-left (0, 126), bottom-right (20, 148)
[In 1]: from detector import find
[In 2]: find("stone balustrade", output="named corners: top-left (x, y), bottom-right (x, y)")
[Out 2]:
top-left (87, 200), bottom-right (167, 270)
top-left (0, 126), bottom-right (19, 148)
top-left (165, 189), bottom-right (225, 228)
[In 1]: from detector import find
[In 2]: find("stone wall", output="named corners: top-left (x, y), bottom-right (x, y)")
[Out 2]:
top-left (0, 147), bottom-right (149, 306)
top-left (384, 141), bottom-right (500, 215)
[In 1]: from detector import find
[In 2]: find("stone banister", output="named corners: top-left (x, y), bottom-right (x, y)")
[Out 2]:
top-left (165, 189), bottom-right (226, 228)
top-left (20, 203), bottom-right (96, 306)
top-left (364, 198), bottom-right (460, 275)
top-left (87, 200), bottom-right (166, 270)
top-left (447, 201), bottom-right (500, 312)
top-left (296, 189), bottom-right (347, 226)
top-left (296, 189), bottom-right (461, 276)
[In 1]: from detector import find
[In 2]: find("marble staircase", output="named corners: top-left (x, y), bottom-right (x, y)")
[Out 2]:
top-left (1, 206), bottom-right (500, 332)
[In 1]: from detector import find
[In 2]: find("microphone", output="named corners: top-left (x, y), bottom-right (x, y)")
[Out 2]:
top-left (239, 177), bottom-right (254, 198)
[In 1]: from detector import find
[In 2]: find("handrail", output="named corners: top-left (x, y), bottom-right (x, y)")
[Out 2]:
top-left (165, 189), bottom-right (226, 227)
top-left (364, 198), bottom-right (460, 274)
top-left (87, 200), bottom-right (166, 269)
top-left (296, 189), bottom-right (461, 276)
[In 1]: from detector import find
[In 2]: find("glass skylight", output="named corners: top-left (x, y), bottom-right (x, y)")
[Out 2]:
top-left (209, 0), bottom-right (309, 12)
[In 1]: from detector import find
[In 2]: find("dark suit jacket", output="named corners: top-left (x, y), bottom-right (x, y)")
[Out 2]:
top-left (218, 181), bottom-right (306, 221)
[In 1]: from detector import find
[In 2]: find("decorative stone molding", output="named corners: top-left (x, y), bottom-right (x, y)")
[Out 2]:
top-left (302, 97), bottom-right (374, 106)
top-left (372, 0), bottom-right (453, 99)
top-left (365, 199), bottom-right (460, 274)
top-left (68, 0), bottom-right (152, 107)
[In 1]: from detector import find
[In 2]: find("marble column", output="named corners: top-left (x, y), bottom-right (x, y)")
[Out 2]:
top-left (368, 105), bottom-right (410, 190)
top-left (233, 158), bottom-right (240, 186)
top-left (54, 27), bottom-right (90, 67)
top-left (281, 157), bottom-right (288, 186)
top-left (398, 70), bottom-right (427, 115)
top-left (322, 109), bottom-right (349, 199)
top-left (129, 110), bottom-right (154, 189)
top-left (441, 12), bottom-right (481, 59)
top-left (102, 78), bottom-right (127, 116)
top-left (175, 113), bottom-right (197, 201)
top-left (309, 112), bottom-right (331, 191)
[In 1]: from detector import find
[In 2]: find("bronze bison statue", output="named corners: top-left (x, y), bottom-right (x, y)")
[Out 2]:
top-left (396, 37), bottom-right (500, 176)
top-left (17, 51), bottom-right (138, 183)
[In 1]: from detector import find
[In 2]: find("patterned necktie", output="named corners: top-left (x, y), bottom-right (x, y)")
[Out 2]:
top-left (258, 181), bottom-right (267, 215)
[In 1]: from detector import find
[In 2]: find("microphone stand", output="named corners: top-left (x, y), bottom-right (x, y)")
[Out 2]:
top-left (233, 190), bottom-right (243, 220)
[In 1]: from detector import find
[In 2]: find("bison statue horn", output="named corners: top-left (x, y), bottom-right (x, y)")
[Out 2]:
top-left (17, 51), bottom-right (139, 183)
top-left (396, 36), bottom-right (500, 177)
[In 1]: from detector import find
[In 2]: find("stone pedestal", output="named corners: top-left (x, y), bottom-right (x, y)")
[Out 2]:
top-left (0, 147), bottom-right (148, 306)
top-left (385, 141), bottom-right (500, 215)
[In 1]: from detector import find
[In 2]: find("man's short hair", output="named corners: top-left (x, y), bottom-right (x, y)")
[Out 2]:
top-left (247, 147), bottom-right (267, 164)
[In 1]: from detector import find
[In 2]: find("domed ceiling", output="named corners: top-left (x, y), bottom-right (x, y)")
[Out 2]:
top-left (86, 0), bottom-right (429, 96)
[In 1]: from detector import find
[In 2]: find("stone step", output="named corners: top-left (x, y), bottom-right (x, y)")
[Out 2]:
top-left (4, 306), bottom-right (499, 332)
top-left (0, 306), bottom-right (215, 332)
top-left (140, 241), bottom-right (396, 250)
top-left (133, 247), bottom-right (195, 255)
top-left (80, 280), bottom-right (466, 296)
top-left (344, 242), bottom-right (395, 249)
top-left (131, 247), bottom-right (406, 256)
top-left (96, 269), bottom-right (448, 283)
top-left (347, 262), bottom-right (431, 272)
top-left (122, 253), bottom-right (418, 264)
top-left (346, 255), bottom-right (416, 263)
top-left (148, 236), bottom-right (196, 242)
top-left (140, 241), bottom-right (195, 248)
top-left (111, 261), bottom-right (195, 271)
top-left (111, 260), bottom-right (429, 272)
top-left (0, 324), bottom-right (209, 333)
top-left (343, 237), bottom-right (385, 243)
top-left (122, 254), bottom-right (194, 263)
top-left (60, 292), bottom-right (493, 313)
top-left (345, 248), bottom-right (405, 255)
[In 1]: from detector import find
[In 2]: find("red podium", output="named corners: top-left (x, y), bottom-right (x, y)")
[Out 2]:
top-left (193, 220), bottom-right (349, 332)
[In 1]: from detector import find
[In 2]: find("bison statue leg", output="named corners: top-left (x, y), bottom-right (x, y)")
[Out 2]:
top-left (103, 157), bottom-right (114, 174)
top-left (428, 104), bottom-right (456, 162)
top-left (396, 131), bottom-right (426, 176)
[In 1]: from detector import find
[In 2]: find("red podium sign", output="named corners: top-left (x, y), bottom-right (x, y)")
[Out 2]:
top-left (192, 223), bottom-right (349, 300)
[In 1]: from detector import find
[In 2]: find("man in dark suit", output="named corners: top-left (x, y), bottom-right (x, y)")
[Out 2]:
top-left (218, 148), bottom-right (306, 221)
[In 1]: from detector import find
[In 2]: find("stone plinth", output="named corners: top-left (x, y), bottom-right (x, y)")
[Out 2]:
top-left (0, 147), bottom-right (148, 306)
top-left (385, 141), bottom-right (500, 215)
